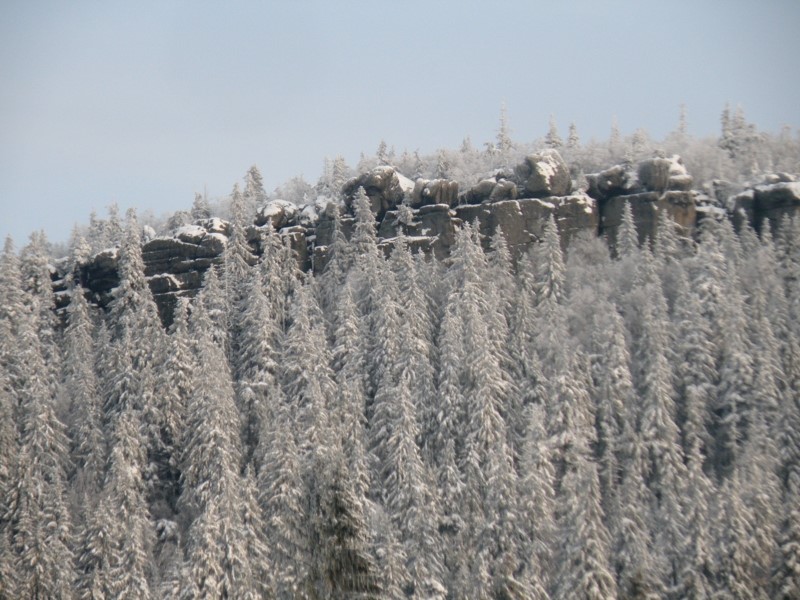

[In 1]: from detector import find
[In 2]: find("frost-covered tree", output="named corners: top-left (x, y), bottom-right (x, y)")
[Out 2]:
top-left (331, 280), bottom-right (371, 497)
top-left (191, 191), bottom-right (211, 221)
top-left (20, 231), bottom-right (61, 391)
top-left (243, 164), bottom-right (266, 212)
top-left (545, 114), bottom-right (563, 150)
top-left (7, 300), bottom-right (75, 599)
top-left (179, 296), bottom-right (267, 599)
top-left (235, 265), bottom-right (282, 466)
top-left (371, 363), bottom-right (445, 598)
top-left (149, 299), bottom-right (195, 513)
top-left (306, 445), bottom-right (382, 600)
top-left (631, 283), bottom-right (689, 592)
top-left (64, 286), bottom-right (105, 496)
top-left (588, 306), bottom-right (634, 520)
top-left (552, 443), bottom-right (617, 600)
top-left (79, 407), bottom-right (154, 599)
top-left (256, 397), bottom-right (309, 598)
top-left (280, 279), bottom-right (336, 454)
top-left (517, 403), bottom-right (556, 596)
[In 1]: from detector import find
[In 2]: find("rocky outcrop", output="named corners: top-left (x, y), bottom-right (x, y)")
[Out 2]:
top-left (716, 174), bottom-right (799, 233)
top-left (637, 155), bottom-right (693, 192)
top-left (455, 193), bottom-right (597, 256)
top-left (753, 180), bottom-right (800, 231)
top-left (64, 152), bottom-right (800, 325)
top-left (460, 176), bottom-right (518, 205)
top-left (255, 200), bottom-right (298, 230)
top-left (410, 178), bottom-right (459, 208)
top-left (515, 149), bottom-right (573, 198)
top-left (342, 166), bottom-right (415, 218)
top-left (587, 156), bottom-right (699, 246)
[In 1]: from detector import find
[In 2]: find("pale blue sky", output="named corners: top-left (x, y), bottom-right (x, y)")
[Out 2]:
top-left (1, 0), bottom-right (798, 245)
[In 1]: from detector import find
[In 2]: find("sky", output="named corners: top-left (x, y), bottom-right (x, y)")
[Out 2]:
top-left (1, 0), bottom-right (799, 246)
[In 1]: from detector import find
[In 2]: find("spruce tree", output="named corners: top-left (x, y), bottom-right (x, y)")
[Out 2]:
top-left (179, 297), bottom-right (266, 599)
top-left (517, 403), bottom-right (556, 596)
top-left (64, 285), bottom-right (105, 497)
top-left (8, 300), bottom-right (76, 598)
top-left (256, 398), bottom-right (309, 598)
top-left (552, 444), bottom-right (617, 600)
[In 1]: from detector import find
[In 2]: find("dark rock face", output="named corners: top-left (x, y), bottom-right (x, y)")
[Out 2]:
top-left (752, 181), bottom-right (800, 231)
top-left (587, 164), bottom-right (637, 200)
top-left (80, 248), bottom-right (121, 307)
top-left (514, 149), bottom-right (572, 198)
top-left (74, 212), bottom-right (314, 325)
top-left (342, 166), bottom-right (414, 219)
top-left (712, 176), bottom-right (799, 233)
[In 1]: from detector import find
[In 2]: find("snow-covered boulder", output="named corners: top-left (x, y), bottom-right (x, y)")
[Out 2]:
top-left (297, 204), bottom-right (319, 228)
top-left (342, 165), bottom-right (412, 218)
top-left (515, 149), bottom-right (572, 198)
top-left (638, 155), bottom-right (692, 192)
top-left (255, 199), bottom-right (299, 230)
top-left (586, 164), bottom-right (636, 200)
top-left (461, 176), bottom-right (518, 205)
top-left (175, 224), bottom-right (207, 244)
top-left (199, 217), bottom-right (230, 236)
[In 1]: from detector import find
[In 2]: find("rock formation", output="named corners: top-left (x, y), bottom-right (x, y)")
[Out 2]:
top-left (57, 150), bottom-right (799, 324)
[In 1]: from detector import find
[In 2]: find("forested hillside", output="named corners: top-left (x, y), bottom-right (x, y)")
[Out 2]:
top-left (2, 199), bottom-right (800, 599)
top-left (2, 113), bottom-right (800, 599)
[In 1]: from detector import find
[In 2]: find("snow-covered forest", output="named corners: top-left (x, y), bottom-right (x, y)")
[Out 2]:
top-left (2, 111), bottom-right (800, 599)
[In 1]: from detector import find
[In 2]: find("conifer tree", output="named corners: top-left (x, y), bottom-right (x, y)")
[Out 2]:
top-left (64, 285), bottom-right (105, 495)
top-left (0, 361), bottom-right (15, 598)
top-left (517, 404), bottom-right (556, 596)
top-left (331, 280), bottom-right (371, 497)
top-left (714, 469), bottom-right (768, 599)
top-left (8, 301), bottom-right (75, 598)
top-left (280, 279), bottom-right (337, 453)
top-left (179, 297), bottom-right (267, 599)
top-left (20, 230), bottom-right (61, 394)
top-left (616, 201), bottom-right (640, 260)
top-left (224, 182), bottom-right (256, 364)
top-left (552, 444), bottom-right (617, 600)
top-left (588, 306), bottom-right (634, 519)
top-left (614, 425), bottom-right (665, 600)
top-left (149, 299), bottom-right (195, 513)
top-left (388, 233), bottom-right (436, 428)
top-left (191, 191), bottom-right (211, 221)
top-left (371, 363), bottom-right (446, 598)
top-left (243, 164), bottom-right (266, 213)
top-left (87, 408), bottom-right (154, 600)
top-left (235, 266), bottom-right (282, 466)
top-left (256, 398), bottom-right (309, 598)
top-left (776, 473), bottom-right (800, 599)
top-left (545, 114), bottom-right (563, 149)
top-left (307, 448), bottom-right (382, 600)
top-left (632, 283), bottom-right (689, 592)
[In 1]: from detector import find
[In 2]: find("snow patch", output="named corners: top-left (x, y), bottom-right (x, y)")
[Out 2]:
top-left (396, 172), bottom-right (416, 195)
top-left (175, 225), bottom-right (207, 243)
top-left (259, 199), bottom-right (298, 219)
